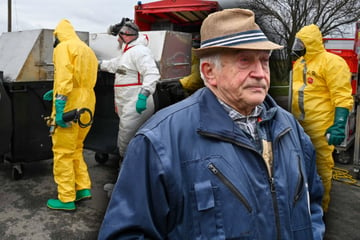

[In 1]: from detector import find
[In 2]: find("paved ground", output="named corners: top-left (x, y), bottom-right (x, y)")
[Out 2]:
top-left (0, 148), bottom-right (359, 240)
top-left (0, 149), bottom-right (119, 240)
top-left (325, 160), bottom-right (360, 240)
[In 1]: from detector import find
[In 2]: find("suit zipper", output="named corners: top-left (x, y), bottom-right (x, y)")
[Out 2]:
top-left (208, 163), bottom-right (252, 213)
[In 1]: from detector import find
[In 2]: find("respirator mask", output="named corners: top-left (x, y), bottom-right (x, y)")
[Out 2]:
top-left (118, 21), bottom-right (139, 44)
top-left (108, 17), bottom-right (130, 36)
top-left (53, 37), bottom-right (60, 48)
top-left (291, 38), bottom-right (306, 61)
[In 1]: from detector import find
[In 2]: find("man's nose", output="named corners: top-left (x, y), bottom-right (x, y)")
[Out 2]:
top-left (250, 60), bottom-right (267, 78)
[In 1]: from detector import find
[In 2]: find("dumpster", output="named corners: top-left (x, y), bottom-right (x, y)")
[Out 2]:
top-left (83, 71), bottom-right (120, 163)
top-left (0, 71), bottom-right (12, 159)
top-left (85, 33), bottom-right (121, 163)
top-left (0, 29), bottom-right (191, 175)
top-left (0, 29), bottom-right (89, 179)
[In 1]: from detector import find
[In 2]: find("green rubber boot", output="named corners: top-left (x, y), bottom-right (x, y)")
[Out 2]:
top-left (47, 199), bottom-right (76, 211)
top-left (75, 189), bottom-right (92, 202)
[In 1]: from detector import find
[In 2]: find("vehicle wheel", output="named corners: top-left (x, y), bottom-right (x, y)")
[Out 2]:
top-left (95, 152), bottom-right (109, 164)
top-left (12, 164), bottom-right (23, 180)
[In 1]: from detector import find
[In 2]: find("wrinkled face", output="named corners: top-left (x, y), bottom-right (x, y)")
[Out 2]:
top-left (203, 49), bottom-right (271, 115)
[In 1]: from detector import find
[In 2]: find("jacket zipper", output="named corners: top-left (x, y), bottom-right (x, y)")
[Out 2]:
top-left (271, 129), bottom-right (291, 240)
top-left (207, 163), bottom-right (252, 213)
top-left (294, 155), bottom-right (305, 205)
top-left (269, 176), bottom-right (281, 240)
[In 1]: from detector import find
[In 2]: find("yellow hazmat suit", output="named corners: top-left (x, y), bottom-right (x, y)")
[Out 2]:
top-left (179, 48), bottom-right (204, 94)
top-left (291, 24), bottom-right (353, 212)
top-left (51, 19), bottom-right (98, 203)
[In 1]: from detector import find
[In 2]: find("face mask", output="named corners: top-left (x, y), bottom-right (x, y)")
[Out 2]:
top-left (118, 29), bottom-right (137, 45)
top-left (118, 33), bottom-right (125, 43)
top-left (53, 37), bottom-right (60, 48)
top-left (291, 38), bottom-right (306, 60)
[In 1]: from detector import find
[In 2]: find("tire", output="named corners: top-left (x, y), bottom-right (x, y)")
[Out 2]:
top-left (95, 152), bottom-right (109, 164)
top-left (12, 164), bottom-right (23, 180)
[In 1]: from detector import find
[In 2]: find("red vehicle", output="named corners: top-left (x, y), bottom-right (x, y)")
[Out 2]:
top-left (134, 0), bottom-right (220, 32)
top-left (323, 22), bottom-right (360, 177)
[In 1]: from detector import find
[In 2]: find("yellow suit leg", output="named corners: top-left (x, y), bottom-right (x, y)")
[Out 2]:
top-left (311, 134), bottom-right (334, 213)
top-left (52, 123), bottom-right (91, 202)
top-left (73, 125), bottom-right (91, 191)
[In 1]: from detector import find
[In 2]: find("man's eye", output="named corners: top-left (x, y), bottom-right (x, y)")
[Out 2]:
top-left (239, 57), bottom-right (251, 65)
top-left (239, 57), bottom-right (250, 63)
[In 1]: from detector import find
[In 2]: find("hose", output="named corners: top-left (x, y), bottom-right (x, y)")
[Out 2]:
top-left (332, 167), bottom-right (360, 187)
top-left (77, 108), bottom-right (93, 128)
top-left (62, 108), bottom-right (93, 128)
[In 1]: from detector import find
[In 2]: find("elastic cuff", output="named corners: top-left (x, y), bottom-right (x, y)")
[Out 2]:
top-left (55, 94), bottom-right (68, 101)
top-left (139, 88), bottom-right (150, 97)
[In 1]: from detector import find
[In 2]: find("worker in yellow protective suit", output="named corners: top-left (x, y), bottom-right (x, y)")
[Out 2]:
top-left (179, 48), bottom-right (204, 95)
top-left (179, 33), bottom-right (204, 95)
top-left (291, 24), bottom-right (353, 214)
top-left (43, 19), bottom-right (98, 211)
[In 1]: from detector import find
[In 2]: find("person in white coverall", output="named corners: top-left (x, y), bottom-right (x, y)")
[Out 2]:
top-left (99, 20), bottom-right (160, 159)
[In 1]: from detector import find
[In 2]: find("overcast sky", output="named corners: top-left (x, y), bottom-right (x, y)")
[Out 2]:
top-left (1, 0), bottom-right (355, 37)
top-left (0, 0), bottom-right (155, 35)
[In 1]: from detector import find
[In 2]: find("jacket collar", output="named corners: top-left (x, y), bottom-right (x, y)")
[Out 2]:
top-left (197, 88), bottom-right (286, 141)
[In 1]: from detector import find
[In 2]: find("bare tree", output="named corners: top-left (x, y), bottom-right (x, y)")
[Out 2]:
top-left (237, 0), bottom-right (360, 83)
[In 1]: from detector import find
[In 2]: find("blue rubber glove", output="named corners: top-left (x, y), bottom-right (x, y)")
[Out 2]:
top-left (325, 107), bottom-right (349, 145)
top-left (43, 90), bottom-right (53, 101)
top-left (136, 93), bottom-right (148, 114)
top-left (55, 99), bottom-right (68, 128)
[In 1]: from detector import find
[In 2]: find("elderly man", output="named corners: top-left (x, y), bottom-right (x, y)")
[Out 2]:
top-left (98, 9), bottom-right (325, 240)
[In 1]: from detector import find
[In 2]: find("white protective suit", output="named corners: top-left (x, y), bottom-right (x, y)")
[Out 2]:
top-left (100, 34), bottom-right (160, 157)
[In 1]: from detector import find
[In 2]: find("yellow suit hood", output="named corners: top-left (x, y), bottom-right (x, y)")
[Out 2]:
top-left (295, 24), bottom-right (325, 61)
top-left (54, 19), bottom-right (79, 42)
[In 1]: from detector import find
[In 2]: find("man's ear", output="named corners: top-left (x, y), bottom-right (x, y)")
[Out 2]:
top-left (201, 62), bottom-right (217, 86)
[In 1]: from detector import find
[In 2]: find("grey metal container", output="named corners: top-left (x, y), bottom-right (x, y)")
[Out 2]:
top-left (0, 29), bottom-right (89, 179)
top-left (0, 29), bottom-right (89, 82)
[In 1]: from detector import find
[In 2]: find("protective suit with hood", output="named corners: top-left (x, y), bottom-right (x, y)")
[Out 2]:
top-left (99, 26), bottom-right (160, 157)
top-left (291, 24), bottom-right (353, 212)
top-left (45, 19), bottom-right (98, 210)
top-left (179, 48), bottom-right (203, 94)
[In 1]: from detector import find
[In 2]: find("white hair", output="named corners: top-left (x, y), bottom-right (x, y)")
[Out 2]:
top-left (199, 54), bottom-right (222, 85)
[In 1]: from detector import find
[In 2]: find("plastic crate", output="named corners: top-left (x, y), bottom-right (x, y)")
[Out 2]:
top-left (326, 49), bottom-right (358, 73)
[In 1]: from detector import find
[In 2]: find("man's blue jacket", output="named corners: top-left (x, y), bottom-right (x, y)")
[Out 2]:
top-left (99, 87), bottom-right (325, 240)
